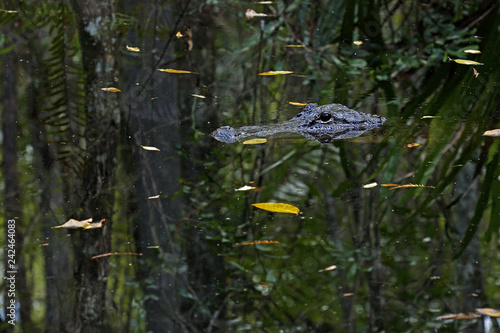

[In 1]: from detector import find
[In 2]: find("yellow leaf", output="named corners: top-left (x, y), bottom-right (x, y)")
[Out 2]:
top-left (389, 183), bottom-right (435, 190)
top-left (236, 240), bottom-right (280, 246)
top-left (157, 68), bottom-right (198, 74)
top-left (483, 129), bottom-right (500, 137)
top-left (191, 94), bottom-right (206, 98)
top-left (463, 49), bottom-right (481, 54)
top-left (258, 70), bottom-right (293, 76)
top-left (91, 252), bottom-right (142, 260)
top-left (285, 45), bottom-right (304, 48)
top-left (0, 9), bottom-right (17, 13)
top-left (421, 116), bottom-right (440, 119)
top-left (449, 58), bottom-right (484, 65)
top-left (176, 31), bottom-right (183, 38)
top-left (52, 218), bottom-right (93, 229)
top-left (252, 202), bottom-right (300, 215)
top-left (437, 313), bottom-right (479, 320)
top-left (476, 308), bottom-right (500, 317)
top-left (362, 182), bottom-right (378, 189)
top-left (101, 87), bottom-right (121, 92)
top-left (141, 145), bottom-right (161, 151)
top-left (126, 45), bottom-right (140, 52)
top-left (407, 143), bottom-right (420, 148)
top-left (288, 101), bottom-right (308, 106)
top-left (353, 40), bottom-right (363, 45)
top-left (243, 138), bottom-right (267, 145)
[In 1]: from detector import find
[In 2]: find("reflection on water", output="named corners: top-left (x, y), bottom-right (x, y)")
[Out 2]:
top-left (1, 1), bottom-right (500, 332)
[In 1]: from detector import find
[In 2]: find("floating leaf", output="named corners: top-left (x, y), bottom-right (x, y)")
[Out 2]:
top-left (236, 240), bottom-right (280, 246)
top-left (318, 265), bottom-right (337, 272)
top-left (157, 68), bottom-right (198, 74)
top-left (191, 94), bottom-right (206, 98)
top-left (52, 218), bottom-right (105, 230)
top-left (437, 313), bottom-right (479, 320)
top-left (258, 70), bottom-right (293, 76)
top-left (285, 45), bottom-right (304, 48)
top-left (126, 45), bottom-right (140, 52)
top-left (288, 101), bottom-right (308, 106)
top-left (252, 202), bottom-right (300, 215)
top-left (407, 143), bottom-right (420, 148)
top-left (362, 182), bottom-right (378, 189)
top-left (476, 308), bottom-right (500, 317)
top-left (353, 40), bottom-right (363, 45)
top-left (448, 57), bottom-right (483, 65)
top-left (473, 67), bottom-right (479, 78)
top-left (148, 195), bottom-right (160, 199)
top-left (388, 183), bottom-right (435, 190)
top-left (483, 129), bottom-right (500, 137)
top-left (176, 31), bottom-right (183, 38)
top-left (463, 49), bottom-right (481, 54)
top-left (245, 9), bottom-right (270, 20)
top-left (141, 145), bottom-right (161, 151)
top-left (101, 87), bottom-right (121, 92)
top-left (235, 185), bottom-right (258, 191)
top-left (91, 252), bottom-right (142, 260)
top-left (243, 138), bottom-right (267, 145)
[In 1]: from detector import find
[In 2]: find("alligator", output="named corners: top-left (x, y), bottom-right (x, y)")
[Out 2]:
top-left (212, 103), bottom-right (386, 143)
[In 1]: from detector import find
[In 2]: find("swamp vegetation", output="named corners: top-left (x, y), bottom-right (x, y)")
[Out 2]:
top-left (1, 0), bottom-right (500, 332)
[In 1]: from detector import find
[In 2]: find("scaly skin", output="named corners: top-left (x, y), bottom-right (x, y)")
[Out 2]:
top-left (212, 103), bottom-right (386, 143)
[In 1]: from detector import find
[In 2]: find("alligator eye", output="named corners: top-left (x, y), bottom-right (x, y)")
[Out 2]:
top-left (318, 112), bottom-right (332, 122)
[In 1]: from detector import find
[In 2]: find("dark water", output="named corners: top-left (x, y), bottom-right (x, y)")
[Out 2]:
top-left (1, 1), bottom-right (500, 332)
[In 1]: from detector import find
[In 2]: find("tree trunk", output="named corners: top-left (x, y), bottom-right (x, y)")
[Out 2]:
top-left (69, 1), bottom-right (120, 332)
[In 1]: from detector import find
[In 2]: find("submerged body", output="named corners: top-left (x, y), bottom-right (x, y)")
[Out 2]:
top-left (212, 103), bottom-right (386, 143)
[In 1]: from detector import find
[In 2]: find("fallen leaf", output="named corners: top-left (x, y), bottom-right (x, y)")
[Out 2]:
top-left (52, 218), bottom-right (105, 230)
top-left (157, 68), bottom-right (198, 74)
top-left (353, 40), bottom-right (363, 45)
top-left (91, 252), bottom-right (142, 260)
top-left (473, 67), bottom-right (479, 78)
top-left (362, 182), bottom-right (378, 189)
top-left (448, 57), bottom-right (483, 65)
top-left (141, 145), bottom-right (161, 151)
top-left (288, 101), bottom-right (308, 106)
top-left (191, 94), bottom-right (206, 98)
top-left (126, 45), bottom-right (140, 52)
top-left (463, 49), bottom-right (481, 54)
top-left (235, 185), bottom-right (258, 191)
top-left (52, 218), bottom-right (93, 229)
top-left (407, 143), bottom-right (420, 148)
top-left (101, 87), bottom-right (121, 92)
top-left (318, 265), bottom-right (337, 272)
top-left (389, 183), bottom-right (435, 190)
top-left (476, 308), bottom-right (500, 317)
top-left (236, 240), bottom-right (280, 246)
top-left (245, 9), bottom-right (270, 20)
top-left (252, 202), bottom-right (300, 215)
top-left (437, 313), bottom-right (479, 320)
top-left (258, 70), bottom-right (293, 76)
top-left (243, 138), bottom-right (267, 145)
top-left (483, 129), bottom-right (500, 137)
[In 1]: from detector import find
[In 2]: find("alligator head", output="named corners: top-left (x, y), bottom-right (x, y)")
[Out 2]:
top-left (212, 103), bottom-right (386, 143)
